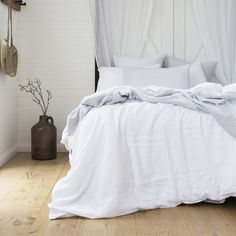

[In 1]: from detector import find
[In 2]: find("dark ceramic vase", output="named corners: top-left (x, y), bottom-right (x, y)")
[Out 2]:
top-left (31, 115), bottom-right (57, 160)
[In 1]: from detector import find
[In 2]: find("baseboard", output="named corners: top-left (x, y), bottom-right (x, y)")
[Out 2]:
top-left (17, 143), bottom-right (67, 152)
top-left (0, 145), bottom-right (17, 167)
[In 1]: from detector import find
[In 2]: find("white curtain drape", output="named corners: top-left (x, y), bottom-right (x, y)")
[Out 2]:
top-left (89, 0), bottom-right (154, 67)
top-left (192, 0), bottom-right (236, 85)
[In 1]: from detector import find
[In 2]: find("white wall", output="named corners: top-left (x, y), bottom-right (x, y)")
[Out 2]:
top-left (17, 0), bottom-right (94, 151)
top-left (0, 4), bottom-right (18, 165)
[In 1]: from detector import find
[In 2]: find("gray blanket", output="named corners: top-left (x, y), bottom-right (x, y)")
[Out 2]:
top-left (62, 83), bottom-right (236, 148)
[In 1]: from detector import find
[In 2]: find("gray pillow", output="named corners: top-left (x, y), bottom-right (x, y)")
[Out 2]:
top-left (201, 62), bottom-right (219, 84)
top-left (164, 56), bottom-right (219, 84)
top-left (163, 56), bottom-right (188, 68)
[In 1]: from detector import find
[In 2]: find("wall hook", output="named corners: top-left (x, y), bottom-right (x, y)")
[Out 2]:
top-left (1, 0), bottom-right (26, 11)
top-left (15, 0), bottom-right (26, 6)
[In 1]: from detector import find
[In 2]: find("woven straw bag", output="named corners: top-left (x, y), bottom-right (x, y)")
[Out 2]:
top-left (0, 0), bottom-right (18, 77)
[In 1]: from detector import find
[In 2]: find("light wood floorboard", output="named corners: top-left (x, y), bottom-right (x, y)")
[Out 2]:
top-left (0, 153), bottom-right (236, 236)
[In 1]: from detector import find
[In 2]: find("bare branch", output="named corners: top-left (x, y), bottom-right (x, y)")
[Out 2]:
top-left (19, 79), bottom-right (53, 115)
top-left (34, 79), bottom-right (47, 112)
top-left (45, 90), bottom-right (52, 114)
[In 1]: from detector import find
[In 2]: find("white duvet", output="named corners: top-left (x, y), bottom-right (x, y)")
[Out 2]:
top-left (49, 83), bottom-right (236, 219)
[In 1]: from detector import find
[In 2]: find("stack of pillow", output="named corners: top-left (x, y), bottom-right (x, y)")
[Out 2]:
top-left (97, 54), bottom-right (218, 92)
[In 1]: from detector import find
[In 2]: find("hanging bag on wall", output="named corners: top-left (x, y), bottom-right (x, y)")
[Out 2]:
top-left (0, 0), bottom-right (18, 77)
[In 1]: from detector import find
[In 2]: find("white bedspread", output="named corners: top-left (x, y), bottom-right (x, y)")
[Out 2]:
top-left (49, 83), bottom-right (236, 219)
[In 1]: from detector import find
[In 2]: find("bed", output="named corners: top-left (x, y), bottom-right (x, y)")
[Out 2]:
top-left (49, 55), bottom-right (236, 219)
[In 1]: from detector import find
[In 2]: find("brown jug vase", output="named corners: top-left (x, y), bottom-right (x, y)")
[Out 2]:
top-left (31, 115), bottom-right (57, 160)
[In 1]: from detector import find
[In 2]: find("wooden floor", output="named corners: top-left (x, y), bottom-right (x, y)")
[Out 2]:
top-left (1, 154), bottom-right (236, 236)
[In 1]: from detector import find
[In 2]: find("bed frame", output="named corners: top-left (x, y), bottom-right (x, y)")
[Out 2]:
top-left (95, 60), bottom-right (99, 92)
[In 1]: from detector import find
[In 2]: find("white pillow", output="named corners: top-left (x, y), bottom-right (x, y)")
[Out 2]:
top-left (123, 64), bottom-right (206, 89)
top-left (122, 66), bottom-right (189, 89)
top-left (97, 63), bottom-right (207, 92)
top-left (97, 67), bottom-right (124, 92)
top-left (127, 64), bottom-right (161, 69)
top-left (189, 63), bottom-right (207, 87)
top-left (224, 83), bottom-right (236, 93)
top-left (113, 55), bottom-right (166, 68)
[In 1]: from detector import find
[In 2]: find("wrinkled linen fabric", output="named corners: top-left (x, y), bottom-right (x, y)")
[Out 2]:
top-left (49, 83), bottom-right (236, 219)
top-left (63, 83), bottom-right (236, 149)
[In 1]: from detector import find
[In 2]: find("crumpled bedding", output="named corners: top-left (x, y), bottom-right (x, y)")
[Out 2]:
top-left (62, 83), bottom-right (236, 150)
top-left (49, 82), bottom-right (236, 219)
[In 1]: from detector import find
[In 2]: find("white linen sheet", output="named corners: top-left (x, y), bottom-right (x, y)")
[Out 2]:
top-left (49, 84), bottom-right (236, 219)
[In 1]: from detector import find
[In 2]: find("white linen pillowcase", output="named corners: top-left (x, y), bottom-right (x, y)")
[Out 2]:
top-left (97, 63), bottom-right (207, 91)
top-left (97, 67), bottom-right (124, 92)
top-left (113, 55), bottom-right (166, 68)
top-left (189, 63), bottom-right (208, 87)
top-left (130, 64), bottom-right (161, 69)
top-left (97, 65), bottom-right (161, 91)
top-left (122, 63), bottom-right (206, 89)
top-left (122, 66), bottom-right (189, 89)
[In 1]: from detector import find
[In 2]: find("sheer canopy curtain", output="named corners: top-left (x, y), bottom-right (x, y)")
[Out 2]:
top-left (192, 0), bottom-right (236, 85)
top-left (89, 0), bottom-right (154, 67)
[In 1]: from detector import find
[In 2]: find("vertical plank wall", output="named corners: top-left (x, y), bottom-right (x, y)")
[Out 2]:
top-left (0, 4), bottom-right (18, 165)
top-left (145, 0), bottom-right (207, 62)
top-left (16, 0), bottom-right (207, 152)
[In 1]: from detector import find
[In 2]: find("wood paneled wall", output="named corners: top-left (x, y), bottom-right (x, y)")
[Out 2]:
top-left (144, 0), bottom-right (207, 62)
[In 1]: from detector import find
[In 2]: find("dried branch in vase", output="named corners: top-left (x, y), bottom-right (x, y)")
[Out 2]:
top-left (19, 79), bottom-right (53, 115)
